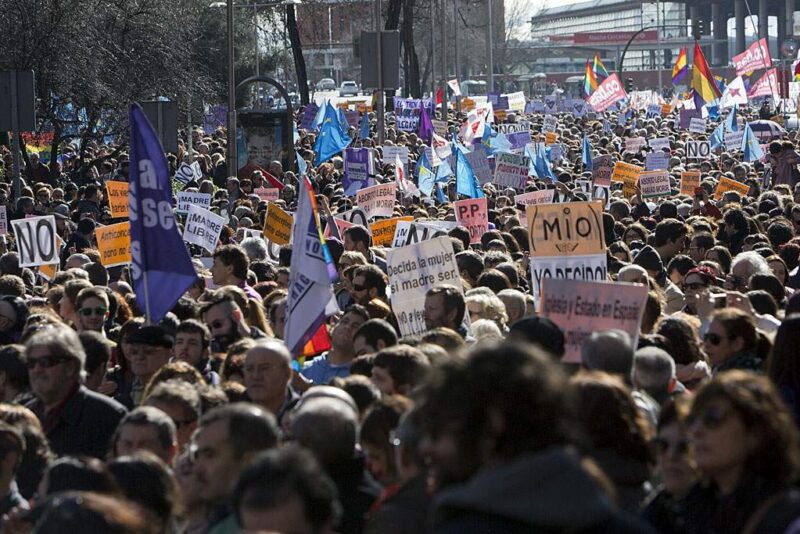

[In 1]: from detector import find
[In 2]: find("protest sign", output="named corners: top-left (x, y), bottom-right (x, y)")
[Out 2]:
top-left (106, 181), bottom-right (129, 218)
top-left (515, 189), bottom-right (555, 207)
top-left (649, 138), bottom-right (670, 152)
top-left (625, 137), bottom-right (646, 153)
top-left (174, 162), bottom-right (200, 185)
top-left (543, 115), bottom-right (557, 133)
top-left (680, 171), bottom-right (701, 196)
top-left (11, 215), bottom-right (58, 267)
top-left (0, 206), bottom-right (7, 236)
top-left (95, 222), bottom-right (131, 267)
top-left (357, 183), bottom-right (396, 220)
top-left (454, 198), bottom-right (488, 245)
top-left (545, 132), bottom-right (559, 145)
top-left (387, 236), bottom-right (461, 336)
top-left (323, 217), bottom-right (354, 239)
top-left (263, 203), bottom-right (294, 245)
top-left (679, 109), bottom-right (701, 129)
top-left (549, 144), bottom-right (564, 163)
top-left (689, 117), bottom-right (707, 134)
top-left (336, 207), bottom-right (369, 228)
top-left (391, 221), bottom-right (451, 248)
top-left (344, 148), bottom-right (374, 196)
top-left (593, 185), bottom-right (611, 208)
top-left (183, 204), bottom-right (224, 253)
top-left (645, 151), bottom-right (669, 171)
top-left (714, 176), bottom-right (750, 199)
top-left (526, 201), bottom-right (605, 257)
top-left (432, 119), bottom-right (448, 137)
top-left (254, 187), bottom-right (280, 203)
top-left (464, 147), bottom-right (493, 185)
top-left (382, 146), bottom-right (409, 167)
top-left (541, 278), bottom-right (648, 363)
top-left (592, 155), bottom-right (614, 187)
top-left (587, 73), bottom-right (627, 112)
top-left (506, 91), bottom-right (526, 112)
top-left (544, 96), bottom-right (557, 114)
top-left (300, 103), bottom-right (319, 130)
top-left (724, 129), bottom-right (745, 151)
top-left (732, 37), bottom-right (771, 76)
top-left (370, 216), bottom-right (413, 247)
top-left (575, 180), bottom-right (592, 194)
top-left (611, 161), bottom-right (643, 184)
top-left (638, 170), bottom-right (671, 198)
top-left (493, 152), bottom-right (528, 190)
top-left (506, 129), bottom-right (532, 154)
top-left (686, 140), bottom-right (710, 159)
top-left (176, 192), bottom-right (212, 215)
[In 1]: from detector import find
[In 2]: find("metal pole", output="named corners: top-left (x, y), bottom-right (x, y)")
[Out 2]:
top-left (440, 0), bottom-right (448, 123)
top-left (453, 0), bottom-right (459, 81)
top-left (743, 0), bottom-right (778, 103)
top-left (227, 0), bottom-right (238, 178)
top-left (9, 71), bottom-right (21, 201)
top-left (656, 0), bottom-right (663, 92)
top-left (487, 0), bottom-right (494, 92)
top-left (187, 96), bottom-right (194, 162)
top-left (430, 0), bottom-right (436, 99)
top-left (376, 0), bottom-right (385, 144)
top-left (254, 3), bottom-right (260, 77)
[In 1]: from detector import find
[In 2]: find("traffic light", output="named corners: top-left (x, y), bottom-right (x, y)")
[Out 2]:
top-left (625, 77), bottom-right (634, 92)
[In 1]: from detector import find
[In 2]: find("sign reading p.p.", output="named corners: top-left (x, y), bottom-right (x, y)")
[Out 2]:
top-left (12, 215), bottom-right (58, 267)
top-left (454, 198), bottom-right (488, 245)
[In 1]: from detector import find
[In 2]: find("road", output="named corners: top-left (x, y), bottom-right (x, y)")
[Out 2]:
top-left (312, 90), bottom-right (371, 107)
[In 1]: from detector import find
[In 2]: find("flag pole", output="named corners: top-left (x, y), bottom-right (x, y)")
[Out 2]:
top-left (142, 269), bottom-right (152, 326)
top-left (742, 0), bottom-right (778, 103)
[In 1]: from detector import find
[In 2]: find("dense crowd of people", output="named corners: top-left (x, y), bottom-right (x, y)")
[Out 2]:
top-left (0, 96), bottom-right (798, 533)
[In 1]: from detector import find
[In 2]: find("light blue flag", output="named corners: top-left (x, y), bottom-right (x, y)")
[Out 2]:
top-left (524, 144), bottom-right (539, 178)
top-left (454, 144), bottom-right (484, 198)
top-left (416, 152), bottom-right (434, 196)
top-left (741, 123), bottom-right (764, 162)
top-left (725, 104), bottom-right (738, 132)
top-left (533, 142), bottom-right (557, 182)
top-left (296, 151), bottom-right (308, 177)
top-left (707, 104), bottom-right (719, 121)
top-left (313, 105), bottom-right (352, 166)
top-left (436, 183), bottom-right (448, 203)
top-left (582, 135), bottom-right (593, 170)
top-left (480, 125), bottom-right (512, 156)
top-left (359, 113), bottom-right (370, 140)
top-left (312, 99), bottom-right (328, 130)
top-left (338, 107), bottom-right (349, 132)
top-left (710, 123), bottom-right (725, 149)
top-left (435, 159), bottom-right (453, 182)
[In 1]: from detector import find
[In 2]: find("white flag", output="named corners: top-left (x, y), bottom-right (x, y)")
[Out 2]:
top-left (719, 76), bottom-right (749, 109)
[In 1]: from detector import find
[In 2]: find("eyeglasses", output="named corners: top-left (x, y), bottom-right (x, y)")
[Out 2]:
top-left (688, 405), bottom-right (733, 430)
top-left (26, 355), bottom-right (71, 370)
top-left (79, 307), bottom-right (107, 317)
top-left (703, 332), bottom-right (728, 345)
top-left (650, 437), bottom-right (689, 456)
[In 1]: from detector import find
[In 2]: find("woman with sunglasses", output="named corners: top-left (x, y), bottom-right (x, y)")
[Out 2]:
top-left (641, 398), bottom-right (699, 533)
top-left (683, 371), bottom-right (800, 533)
top-left (681, 266), bottom-right (717, 316)
top-left (703, 308), bottom-right (766, 375)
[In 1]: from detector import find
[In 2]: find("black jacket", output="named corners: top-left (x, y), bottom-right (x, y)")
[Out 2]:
top-left (326, 454), bottom-right (381, 534)
top-left (27, 385), bottom-right (127, 459)
top-left (365, 474), bottom-right (431, 534)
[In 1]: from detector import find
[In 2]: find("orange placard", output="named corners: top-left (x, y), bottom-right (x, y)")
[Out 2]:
top-left (369, 216), bottom-right (413, 247)
top-left (95, 222), bottom-right (131, 267)
top-left (105, 181), bottom-right (129, 218)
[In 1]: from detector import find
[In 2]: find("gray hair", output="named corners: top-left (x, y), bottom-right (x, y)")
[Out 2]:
top-left (115, 406), bottom-right (177, 454)
top-left (731, 251), bottom-right (770, 279)
top-left (632, 347), bottom-right (675, 393)
top-left (497, 289), bottom-right (525, 314)
top-left (240, 237), bottom-right (268, 262)
top-left (65, 253), bottom-right (91, 267)
top-left (25, 325), bottom-right (86, 375)
top-left (581, 329), bottom-right (634, 378)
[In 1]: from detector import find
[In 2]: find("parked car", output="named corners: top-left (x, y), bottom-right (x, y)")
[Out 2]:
top-left (339, 81), bottom-right (359, 97)
top-left (316, 78), bottom-right (336, 91)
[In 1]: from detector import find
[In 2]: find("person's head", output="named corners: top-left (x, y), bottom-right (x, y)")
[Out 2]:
top-left (705, 245), bottom-right (732, 274)
top-left (75, 287), bottom-right (110, 333)
top-left (342, 225), bottom-right (371, 256)
top-left (351, 264), bottom-right (387, 305)
top-left (60, 279), bottom-right (92, 324)
top-left (243, 340), bottom-right (292, 412)
top-left (704, 308), bottom-right (757, 366)
top-left (25, 326), bottom-right (85, 407)
top-left (653, 219), bottom-right (690, 259)
top-left (581, 329), bottom-right (634, 379)
top-left (211, 245), bottom-right (250, 286)
top-left (41, 456), bottom-right (119, 497)
top-left (652, 398), bottom-right (696, 498)
top-left (727, 251), bottom-right (770, 292)
top-left (0, 421), bottom-right (24, 483)
top-left (623, 223), bottom-right (649, 247)
top-left (688, 371), bottom-right (800, 493)
top-left (666, 255), bottom-right (696, 287)
top-left (107, 453), bottom-right (180, 533)
top-left (681, 266), bottom-right (716, 314)
top-left (174, 319), bottom-right (210, 368)
top-left (127, 325), bottom-right (175, 382)
top-left (419, 341), bottom-right (574, 489)
top-left (688, 232), bottom-right (715, 263)
top-left (352, 318), bottom-right (398, 357)
top-left (654, 315), bottom-right (705, 367)
top-left (330, 305), bottom-right (369, 357)
top-left (202, 294), bottom-right (245, 352)
top-left (631, 347), bottom-right (676, 404)
top-left (78, 331), bottom-right (111, 392)
top-left (455, 250), bottom-right (484, 286)
top-left (497, 289), bottom-right (526, 325)
top-left (506, 316), bottom-right (566, 359)
top-left (424, 285), bottom-right (465, 331)
top-left (371, 345), bottom-right (430, 395)
top-left (232, 446), bottom-right (340, 533)
top-left (33, 492), bottom-right (148, 534)
top-left (289, 393), bottom-right (359, 467)
top-left (192, 403), bottom-right (279, 506)
top-left (144, 379), bottom-right (202, 449)
top-left (0, 344), bottom-right (29, 402)
top-left (360, 396), bottom-right (413, 484)
top-left (112, 406), bottom-right (178, 465)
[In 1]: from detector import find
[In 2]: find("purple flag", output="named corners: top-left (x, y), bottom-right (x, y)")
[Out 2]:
top-left (129, 103), bottom-right (197, 322)
top-left (418, 105), bottom-right (433, 143)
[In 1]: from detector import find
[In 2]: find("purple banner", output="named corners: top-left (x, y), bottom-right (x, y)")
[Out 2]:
top-left (300, 103), bottom-right (319, 131)
top-left (343, 147), bottom-right (373, 196)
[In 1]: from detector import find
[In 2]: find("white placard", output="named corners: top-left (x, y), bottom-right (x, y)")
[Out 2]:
top-left (177, 192), bottom-right (212, 215)
top-left (11, 215), bottom-right (58, 267)
top-left (183, 204), bottom-right (225, 253)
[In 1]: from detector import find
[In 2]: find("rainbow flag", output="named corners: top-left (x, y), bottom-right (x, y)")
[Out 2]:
top-left (672, 47), bottom-right (687, 85)
top-left (593, 53), bottom-right (609, 83)
top-left (692, 41), bottom-right (721, 104)
top-left (583, 60), bottom-right (598, 96)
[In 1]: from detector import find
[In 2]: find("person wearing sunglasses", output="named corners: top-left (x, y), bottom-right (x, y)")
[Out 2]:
top-left (641, 398), bottom-right (699, 533)
top-left (681, 266), bottom-right (716, 316)
top-left (703, 308), bottom-right (765, 375)
top-left (74, 287), bottom-right (110, 334)
top-left (684, 372), bottom-right (800, 533)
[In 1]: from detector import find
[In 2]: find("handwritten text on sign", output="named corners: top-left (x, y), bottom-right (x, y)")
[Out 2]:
top-left (454, 198), bottom-right (488, 245)
top-left (263, 203), bottom-right (294, 245)
top-left (95, 222), bottom-right (131, 267)
top-left (11, 215), bottom-right (57, 267)
top-left (357, 183), bottom-right (396, 220)
top-left (526, 201), bottom-right (605, 257)
top-left (106, 181), bottom-right (129, 218)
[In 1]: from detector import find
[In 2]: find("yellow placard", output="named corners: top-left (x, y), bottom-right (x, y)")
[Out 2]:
top-left (95, 222), bottom-right (131, 267)
top-left (526, 201), bottom-right (605, 257)
top-left (262, 203), bottom-right (294, 245)
top-left (462, 98), bottom-right (476, 111)
top-left (714, 176), bottom-right (750, 200)
top-left (38, 236), bottom-right (64, 280)
top-left (660, 104), bottom-right (672, 116)
top-left (369, 216), bottom-right (413, 247)
top-left (545, 132), bottom-right (559, 145)
top-left (105, 181), bottom-right (129, 218)
top-left (611, 161), bottom-right (643, 198)
top-left (680, 171), bottom-right (701, 197)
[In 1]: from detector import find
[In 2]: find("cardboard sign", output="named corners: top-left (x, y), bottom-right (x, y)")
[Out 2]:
top-left (611, 161), bottom-right (643, 184)
top-left (370, 216), bottom-right (413, 247)
top-left (323, 217), bottom-right (354, 239)
top-left (387, 236), bottom-right (461, 336)
top-left (638, 170), bottom-right (671, 198)
top-left (357, 183), bottom-right (397, 220)
top-left (515, 189), bottom-right (555, 207)
top-left (454, 198), bottom-right (488, 245)
top-left (686, 140), bottom-right (711, 160)
top-left (625, 137), bottom-right (646, 153)
top-left (649, 138), bottom-right (670, 152)
top-left (714, 176), bottom-right (750, 199)
top-left (263, 203), bottom-right (294, 245)
top-left (183, 204), bottom-right (224, 253)
top-left (545, 132), bottom-right (559, 145)
top-left (106, 181), bottom-right (129, 218)
top-left (174, 162), bottom-right (201, 185)
top-left (464, 147), bottom-right (493, 185)
top-left (680, 171), bottom-right (701, 196)
top-left (689, 117), bottom-right (707, 134)
top-left (0, 206), bottom-right (7, 236)
top-left (587, 73), bottom-right (627, 112)
top-left (645, 151), bottom-right (669, 171)
top-left (432, 119), bottom-right (448, 137)
top-left (95, 222), bottom-right (131, 267)
top-left (382, 146), bottom-right (409, 167)
top-left (724, 129), bottom-right (745, 151)
top-left (592, 155), bottom-right (614, 188)
top-left (526, 201), bottom-right (605, 257)
top-left (254, 187), bottom-right (279, 202)
top-left (493, 152), bottom-right (529, 190)
top-left (177, 192), bottom-right (212, 215)
top-left (543, 115), bottom-right (558, 133)
top-left (11, 215), bottom-right (58, 267)
top-left (541, 278), bottom-right (648, 363)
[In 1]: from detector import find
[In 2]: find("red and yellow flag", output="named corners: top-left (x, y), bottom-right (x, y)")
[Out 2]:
top-left (692, 42), bottom-right (721, 103)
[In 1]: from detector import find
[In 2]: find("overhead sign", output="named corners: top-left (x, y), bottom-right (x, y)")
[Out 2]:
top-left (689, 117), bottom-right (707, 134)
top-left (680, 171), bottom-right (701, 196)
top-left (649, 137), bottom-right (670, 152)
top-left (262, 203), bottom-right (294, 245)
top-left (11, 215), bottom-right (57, 267)
top-left (732, 37), bottom-right (771, 76)
top-left (254, 187), bottom-right (280, 203)
top-left (645, 151), bottom-right (669, 171)
top-left (724, 129), bottom-right (745, 151)
top-left (106, 181), bottom-right (130, 218)
top-left (592, 155), bottom-right (614, 187)
top-left (391, 220), bottom-right (451, 248)
top-left (515, 189), bottom-right (555, 207)
top-left (357, 182), bottom-right (396, 220)
top-left (541, 278), bottom-right (648, 363)
top-left (638, 170), bottom-right (671, 198)
top-left (454, 198), bottom-right (488, 245)
top-left (95, 222), bottom-right (131, 267)
top-left (336, 207), bottom-right (369, 228)
top-left (625, 137), bottom-right (646, 153)
top-left (176, 192), bottom-right (212, 215)
top-left (382, 145), bottom-right (409, 167)
top-left (183, 204), bottom-right (224, 253)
